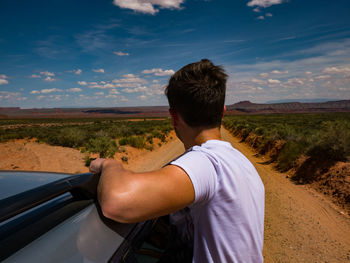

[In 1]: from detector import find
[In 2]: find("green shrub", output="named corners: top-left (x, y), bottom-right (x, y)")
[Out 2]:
top-left (277, 141), bottom-right (307, 171)
top-left (223, 113), bottom-right (350, 174)
top-left (121, 156), bottom-right (128, 163)
top-left (86, 136), bottom-right (118, 158)
top-left (59, 127), bottom-right (87, 148)
top-left (84, 156), bottom-right (94, 167)
top-left (119, 136), bottom-right (145, 149)
top-left (307, 121), bottom-right (350, 161)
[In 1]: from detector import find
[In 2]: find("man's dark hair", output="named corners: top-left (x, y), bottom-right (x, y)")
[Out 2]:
top-left (165, 59), bottom-right (228, 128)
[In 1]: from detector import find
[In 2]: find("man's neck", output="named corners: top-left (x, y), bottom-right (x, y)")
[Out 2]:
top-left (183, 126), bottom-right (222, 150)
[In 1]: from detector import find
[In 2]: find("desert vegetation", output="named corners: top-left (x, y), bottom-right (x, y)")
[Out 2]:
top-left (223, 113), bottom-right (350, 211)
top-left (223, 113), bottom-right (350, 174)
top-left (0, 118), bottom-right (173, 161)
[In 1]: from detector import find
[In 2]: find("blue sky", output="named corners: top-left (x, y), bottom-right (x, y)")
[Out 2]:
top-left (0, 0), bottom-right (349, 108)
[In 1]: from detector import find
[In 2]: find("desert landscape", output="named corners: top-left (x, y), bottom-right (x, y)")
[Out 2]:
top-left (1, 124), bottom-right (349, 262)
top-left (1, 100), bottom-right (349, 119)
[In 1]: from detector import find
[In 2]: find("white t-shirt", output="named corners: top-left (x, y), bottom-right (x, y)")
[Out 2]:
top-left (170, 140), bottom-right (265, 263)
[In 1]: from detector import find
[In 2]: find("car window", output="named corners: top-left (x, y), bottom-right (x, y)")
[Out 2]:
top-left (4, 204), bottom-right (135, 263)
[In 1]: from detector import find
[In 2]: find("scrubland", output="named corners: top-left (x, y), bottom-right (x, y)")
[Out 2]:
top-left (1, 114), bottom-right (349, 262)
top-left (223, 113), bottom-right (350, 213)
top-left (0, 118), bottom-right (173, 165)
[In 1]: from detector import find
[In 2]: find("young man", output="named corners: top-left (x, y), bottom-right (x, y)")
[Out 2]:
top-left (90, 59), bottom-right (265, 262)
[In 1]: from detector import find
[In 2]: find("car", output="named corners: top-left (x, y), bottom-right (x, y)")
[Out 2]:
top-left (0, 171), bottom-right (167, 263)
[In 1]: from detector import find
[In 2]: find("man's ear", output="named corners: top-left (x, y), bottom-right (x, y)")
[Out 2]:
top-left (169, 109), bottom-right (179, 127)
top-left (222, 105), bottom-right (226, 118)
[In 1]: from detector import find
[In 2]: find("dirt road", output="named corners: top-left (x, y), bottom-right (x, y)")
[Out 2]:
top-left (220, 128), bottom-right (350, 263)
top-left (2, 128), bottom-right (349, 262)
top-left (136, 128), bottom-right (350, 262)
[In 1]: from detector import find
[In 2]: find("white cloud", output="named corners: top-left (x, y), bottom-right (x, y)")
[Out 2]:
top-left (44, 76), bottom-right (56, 82)
top-left (113, 74), bottom-right (148, 84)
top-left (50, 95), bottom-right (63, 101)
top-left (93, 68), bottom-right (105, 73)
top-left (109, 89), bottom-right (120, 95)
top-left (224, 38), bottom-right (350, 103)
top-left (40, 71), bottom-right (55, 77)
top-left (322, 66), bottom-right (350, 75)
top-left (267, 79), bottom-right (281, 84)
top-left (89, 83), bottom-right (115, 89)
top-left (67, 88), bottom-right (82, 92)
top-left (0, 91), bottom-right (26, 101)
top-left (94, 92), bottom-right (104, 96)
top-left (122, 86), bottom-right (148, 93)
top-left (315, 75), bottom-right (331, 80)
top-left (253, 7), bottom-right (260, 12)
top-left (257, 15), bottom-right (265, 20)
top-left (247, 0), bottom-right (285, 8)
top-left (265, 13), bottom-right (273, 17)
top-left (120, 95), bottom-right (129, 102)
top-left (142, 68), bottom-right (175, 76)
top-left (0, 79), bottom-right (8, 85)
top-left (271, 70), bottom-right (288, 74)
top-left (138, 95), bottom-right (147, 100)
top-left (106, 94), bottom-right (118, 99)
top-left (113, 51), bottom-right (130, 56)
top-left (37, 95), bottom-right (46, 100)
top-left (30, 90), bottom-right (40, 94)
top-left (113, 0), bottom-right (184, 15)
top-left (251, 78), bottom-right (265, 85)
top-left (78, 81), bottom-right (88, 86)
top-left (75, 69), bottom-right (82, 75)
top-left (287, 78), bottom-right (305, 85)
top-left (41, 88), bottom-right (63, 94)
top-left (101, 83), bottom-right (116, 89)
top-left (0, 74), bottom-right (9, 85)
top-left (123, 73), bottom-right (136, 78)
top-left (30, 74), bottom-right (41, 78)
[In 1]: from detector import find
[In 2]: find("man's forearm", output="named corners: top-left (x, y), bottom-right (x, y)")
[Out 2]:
top-left (97, 159), bottom-right (134, 221)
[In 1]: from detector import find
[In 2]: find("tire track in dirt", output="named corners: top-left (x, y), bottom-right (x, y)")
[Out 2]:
top-left (220, 128), bottom-right (350, 263)
top-left (127, 136), bottom-right (185, 173)
top-left (128, 128), bottom-right (350, 262)
top-left (2, 130), bottom-right (349, 262)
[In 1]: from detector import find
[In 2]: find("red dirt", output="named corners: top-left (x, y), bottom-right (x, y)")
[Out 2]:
top-left (0, 139), bottom-right (89, 174)
top-left (234, 129), bottom-right (350, 215)
top-left (1, 128), bottom-right (350, 262)
top-left (221, 128), bottom-right (350, 263)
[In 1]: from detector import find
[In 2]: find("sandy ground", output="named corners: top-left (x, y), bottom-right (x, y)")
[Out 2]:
top-left (0, 139), bottom-right (89, 174)
top-left (221, 128), bottom-right (350, 263)
top-left (1, 129), bottom-right (350, 262)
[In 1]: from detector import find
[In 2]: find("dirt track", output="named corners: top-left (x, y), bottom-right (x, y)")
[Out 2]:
top-left (1, 129), bottom-right (350, 262)
top-left (135, 128), bottom-right (350, 262)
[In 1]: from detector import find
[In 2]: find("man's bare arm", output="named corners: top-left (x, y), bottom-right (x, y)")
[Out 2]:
top-left (91, 159), bottom-right (195, 223)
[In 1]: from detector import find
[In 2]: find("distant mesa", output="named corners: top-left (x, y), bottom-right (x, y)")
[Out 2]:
top-left (226, 100), bottom-right (350, 114)
top-left (0, 100), bottom-right (349, 119)
top-left (83, 109), bottom-right (141, 114)
top-left (0, 106), bottom-right (169, 119)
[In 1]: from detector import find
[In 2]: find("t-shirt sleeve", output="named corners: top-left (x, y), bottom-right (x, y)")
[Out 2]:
top-left (170, 151), bottom-right (217, 205)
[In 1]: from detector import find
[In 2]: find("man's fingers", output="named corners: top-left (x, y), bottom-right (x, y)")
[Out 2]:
top-left (89, 158), bottom-right (106, 174)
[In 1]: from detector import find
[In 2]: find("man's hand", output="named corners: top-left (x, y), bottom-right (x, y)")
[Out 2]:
top-left (89, 158), bottom-right (107, 174)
